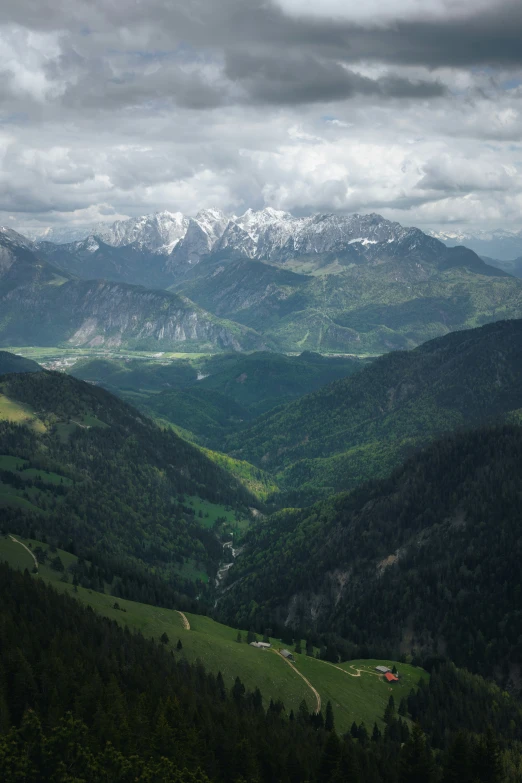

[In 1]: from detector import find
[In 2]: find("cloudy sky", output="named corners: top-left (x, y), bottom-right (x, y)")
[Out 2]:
top-left (1, 0), bottom-right (522, 235)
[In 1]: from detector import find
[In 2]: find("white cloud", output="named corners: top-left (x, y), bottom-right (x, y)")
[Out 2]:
top-left (275, 0), bottom-right (496, 25)
top-left (0, 0), bottom-right (521, 235)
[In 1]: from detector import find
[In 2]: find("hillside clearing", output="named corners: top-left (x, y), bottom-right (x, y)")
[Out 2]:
top-left (0, 534), bottom-right (428, 734)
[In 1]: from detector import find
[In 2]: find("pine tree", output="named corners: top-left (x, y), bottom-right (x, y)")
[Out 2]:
top-left (350, 721), bottom-right (358, 738)
top-left (358, 723), bottom-right (369, 747)
top-left (176, 639), bottom-right (183, 651)
top-left (472, 727), bottom-right (502, 783)
top-left (232, 676), bottom-right (245, 703)
top-left (318, 732), bottom-right (341, 783)
top-left (251, 687), bottom-right (263, 711)
top-left (236, 631), bottom-right (242, 643)
top-left (372, 722), bottom-right (382, 742)
top-left (298, 699), bottom-right (310, 724)
top-left (325, 701), bottom-right (335, 732)
top-left (384, 694), bottom-right (396, 725)
top-left (399, 723), bottom-right (436, 783)
top-left (443, 731), bottom-right (473, 783)
top-left (160, 632), bottom-right (169, 645)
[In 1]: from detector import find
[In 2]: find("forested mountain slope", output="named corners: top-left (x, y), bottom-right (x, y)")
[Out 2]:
top-left (70, 350), bottom-right (363, 406)
top-left (2, 563), bottom-right (521, 782)
top-left (175, 250), bottom-right (522, 354)
top-left (219, 424), bottom-right (522, 686)
top-left (197, 351), bottom-right (365, 414)
top-left (0, 351), bottom-right (42, 375)
top-left (228, 319), bottom-right (522, 500)
top-left (36, 234), bottom-right (173, 287)
top-left (0, 365), bottom-right (257, 602)
top-left (139, 386), bottom-right (253, 444)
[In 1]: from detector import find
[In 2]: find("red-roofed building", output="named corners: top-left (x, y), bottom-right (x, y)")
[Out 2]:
top-left (384, 672), bottom-right (399, 683)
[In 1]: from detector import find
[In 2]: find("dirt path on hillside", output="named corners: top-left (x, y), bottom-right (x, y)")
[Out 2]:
top-left (177, 611), bottom-right (190, 630)
top-left (320, 661), bottom-right (383, 679)
top-left (9, 535), bottom-right (38, 571)
top-left (274, 650), bottom-right (321, 714)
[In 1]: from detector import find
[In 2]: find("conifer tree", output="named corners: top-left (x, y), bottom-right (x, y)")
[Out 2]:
top-left (384, 694), bottom-right (396, 725)
top-left (318, 731), bottom-right (341, 783)
top-left (325, 701), bottom-right (335, 732)
top-left (472, 727), bottom-right (502, 783)
top-left (399, 723), bottom-right (436, 783)
top-left (443, 731), bottom-right (473, 783)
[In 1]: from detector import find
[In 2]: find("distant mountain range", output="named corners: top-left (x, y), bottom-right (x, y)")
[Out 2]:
top-left (33, 208), bottom-right (521, 279)
top-left (2, 209), bottom-right (522, 354)
top-left (430, 227), bottom-right (522, 266)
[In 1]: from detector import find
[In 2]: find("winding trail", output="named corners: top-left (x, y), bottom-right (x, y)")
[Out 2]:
top-left (320, 661), bottom-right (383, 679)
top-left (9, 535), bottom-right (38, 571)
top-left (273, 650), bottom-right (321, 714)
top-left (176, 611), bottom-right (190, 630)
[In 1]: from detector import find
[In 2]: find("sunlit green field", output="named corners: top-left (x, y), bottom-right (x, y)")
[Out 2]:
top-left (0, 393), bottom-right (46, 432)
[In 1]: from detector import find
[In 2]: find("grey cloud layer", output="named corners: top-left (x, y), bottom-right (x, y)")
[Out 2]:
top-left (3, 0), bottom-right (522, 111)
top-left (0, 0), bottom-right (521, 232)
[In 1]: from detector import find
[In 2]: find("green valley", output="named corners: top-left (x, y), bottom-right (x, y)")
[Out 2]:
top-left (0, 366), bottom-right (260, 607)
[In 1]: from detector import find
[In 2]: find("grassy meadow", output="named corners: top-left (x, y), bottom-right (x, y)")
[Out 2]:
top-left (0, 534), bottom-right (428, 735)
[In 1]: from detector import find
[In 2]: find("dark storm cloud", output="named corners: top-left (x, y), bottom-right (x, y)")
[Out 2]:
top-left (0, 0), bottom-right (519, 117)
top-left (225, 51), bottom-right (446, 105)
top-left (1, 0), bottom-right (522, 232)
top-left (217, 0), bottom-right (522, 70)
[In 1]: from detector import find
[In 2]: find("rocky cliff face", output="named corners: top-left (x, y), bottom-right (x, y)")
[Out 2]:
top-left (167, 209), bottom-right (229, 269)
top-left (95, 210), bottom-right (189, 254)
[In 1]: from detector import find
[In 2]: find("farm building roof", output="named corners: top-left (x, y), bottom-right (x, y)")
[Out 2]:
top-left (280, 649), bottom-right (294, 659)
top-left (384, 672), bottom-right (399, 683)
top-left (376, 665), bottom-right (390, 673)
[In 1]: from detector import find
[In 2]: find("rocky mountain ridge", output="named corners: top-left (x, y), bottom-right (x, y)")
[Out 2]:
top-left (32, 208), bottom-right (509, 287)
top-left (0, 231), bottom-right (267, 351)
top-left (39, 208), bottom-right (487, 265)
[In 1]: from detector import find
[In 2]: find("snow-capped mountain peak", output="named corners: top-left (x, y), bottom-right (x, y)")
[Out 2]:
top-left (93, 211), bottom-right (189, 255)
top-left (0, 226), bottom-right (33, 249)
